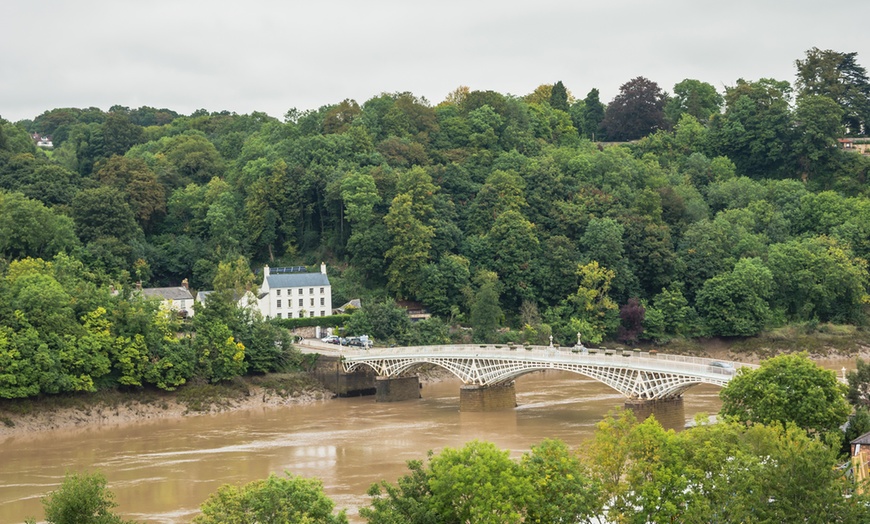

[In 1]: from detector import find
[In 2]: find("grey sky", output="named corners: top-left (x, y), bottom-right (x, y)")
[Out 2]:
top-left (3, 0), bottom-right (869, 122)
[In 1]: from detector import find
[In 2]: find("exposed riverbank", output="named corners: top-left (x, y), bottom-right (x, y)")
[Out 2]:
top-left (3, 331), bottom-right (869, 438)
top-left (0, 372), bottom-right (333, 438)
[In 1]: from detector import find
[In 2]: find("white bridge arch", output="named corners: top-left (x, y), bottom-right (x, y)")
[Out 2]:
top-left (338, 344), bottom-right (756, 401)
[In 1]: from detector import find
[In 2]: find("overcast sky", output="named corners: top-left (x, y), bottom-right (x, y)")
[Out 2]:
top-left (3, 0), bottom-right (869, 122)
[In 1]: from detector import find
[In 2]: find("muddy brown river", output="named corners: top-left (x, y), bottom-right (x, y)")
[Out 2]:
top-left (0, 362), bottom-right (854, 523)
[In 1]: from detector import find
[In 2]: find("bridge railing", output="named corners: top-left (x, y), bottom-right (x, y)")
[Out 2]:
top-left (336, 343), bottom-right (756, 378)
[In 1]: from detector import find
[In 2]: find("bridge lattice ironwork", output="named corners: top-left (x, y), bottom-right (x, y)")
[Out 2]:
top-left (337, 344), bottom-right (756, 400)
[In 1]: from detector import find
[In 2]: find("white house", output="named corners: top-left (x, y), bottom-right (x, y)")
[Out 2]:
top-left (140, 279), bottom-right (196, 318)
top-left (258, 263), bottom-right (332, 319)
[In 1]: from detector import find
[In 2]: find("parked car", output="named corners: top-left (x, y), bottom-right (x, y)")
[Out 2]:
top-left (321, 335), bottom-right (340, 344)
top-left (709, 361), bottom-right (735, 374)
top-left (345, 335), bottom-right (372, 349)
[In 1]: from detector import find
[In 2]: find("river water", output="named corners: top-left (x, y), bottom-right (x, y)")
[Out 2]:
top-left (0, 362), bottom-right (851, 523)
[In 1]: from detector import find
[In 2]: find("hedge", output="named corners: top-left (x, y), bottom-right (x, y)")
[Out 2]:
top-left (270, 314), bottom-right (351, 330)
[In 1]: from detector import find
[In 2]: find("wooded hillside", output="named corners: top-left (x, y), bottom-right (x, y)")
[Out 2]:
top-left (2, 47), bottom-right (870, 397)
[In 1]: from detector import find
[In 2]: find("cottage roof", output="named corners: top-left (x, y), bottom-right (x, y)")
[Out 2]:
top-left (141, 286), bottom-right (194, 301)
top-left (852, 431), bottom-right (870, 446)
top-left (266, 272), bottom-right (330, 289)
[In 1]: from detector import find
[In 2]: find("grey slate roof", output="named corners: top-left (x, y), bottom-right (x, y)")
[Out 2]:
top-left (267, 273), bottom-right (330, 288)
top-left (141, 286), bottom-right (194, 301)
top-left (853, 431), bottom-right (870, 446)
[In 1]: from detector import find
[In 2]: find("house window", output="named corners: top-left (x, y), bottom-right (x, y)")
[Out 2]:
top-left (276, 289), bottom-right (281, 296)
top-left (277, 300), bottom-right (281, 308)
top-left (320, 311), bottom-right (325, 317)
top-left (320, 287), bottom-right (324, 294)
top-left (310, 311), bottom-right (315, 318)
top-left (309, 288), bottom-right (314, 294)
top-left (320, 298), bottom-right (324, 306)
top-left (310, 298), bottom-right (314, 306)
top-left (299, 299), bottom-right (303, 307)
top-left (276, 312), bottom-right (282, 318)
top-left (298, 288), bottom-right (303, 295)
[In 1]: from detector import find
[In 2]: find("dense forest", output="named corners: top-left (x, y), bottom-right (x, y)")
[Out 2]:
top-left (3, 47), bottom-right (870, 398)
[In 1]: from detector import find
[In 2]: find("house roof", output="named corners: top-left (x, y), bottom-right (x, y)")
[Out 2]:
top-left (853, 431), bottom-right (870, 446)
top-left (141, 286), bottom-right (194, 301)
top-left (266, 273), bottom-right (330, 289)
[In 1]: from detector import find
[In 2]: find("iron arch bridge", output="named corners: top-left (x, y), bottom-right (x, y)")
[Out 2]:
top-left (338, 344), bottom-right (757, 401)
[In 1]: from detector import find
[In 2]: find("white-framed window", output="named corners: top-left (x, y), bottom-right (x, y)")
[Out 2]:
top-left (277, 300), bottom-right (281, 308)
top-left (276, 289), bottom-right (281, 296)
top-left (298, 299), bottom-right (303, 307)
top-left (320, 287), bottom-right (324, 294)
top-left (309, 288), bottom-right (314, 294)
top-left (310, 298), bottom-right (314, 306)
top-left (276, 312), bottom-right (282, 318)
top-left (320, 311), bottom-right (325, 316)
top-left (320, 298), bottom-right (324, 306)
top-left (298, 288), bottom-right (303, 295)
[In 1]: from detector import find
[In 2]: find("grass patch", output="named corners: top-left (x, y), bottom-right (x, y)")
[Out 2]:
top-left (0, 388), bottom-right (171, 421)
top-left (248, 373), bottom-right (320, 399)
top-left (729, 323), bottom-right (870, 357)
top-left (175, 378), bottom-right (250, 413)
top-left (659, 337), bottom-right (706, 355)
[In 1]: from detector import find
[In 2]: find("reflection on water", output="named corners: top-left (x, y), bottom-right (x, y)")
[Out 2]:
top-left (0, 369), bottom-right (761, 523)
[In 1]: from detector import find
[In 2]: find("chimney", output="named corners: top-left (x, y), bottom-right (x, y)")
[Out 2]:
top-left (320, 262), bottom-right (327, 275)
top-left (263, 265), bottom-right (271, 278)
top-left (181, 278), bottom-right (189, 290)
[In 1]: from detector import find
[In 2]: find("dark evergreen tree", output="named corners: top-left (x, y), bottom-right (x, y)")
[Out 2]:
top-left (549, 81), bottom-right (570, 112)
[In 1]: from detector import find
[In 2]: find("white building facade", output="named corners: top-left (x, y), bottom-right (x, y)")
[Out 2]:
top-left (258, 263), bottom-right (332, 319)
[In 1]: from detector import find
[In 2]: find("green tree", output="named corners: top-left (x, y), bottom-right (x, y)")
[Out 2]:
top-left (363, 440), bottom-right (530, 524)
top-left (575, 88), bottom-right (606, 140)
top-left (720, 352), bottom-right (850, 436)
top-left (665, 78), bottom-right (723, 125)
top-left (708, 78), bottom-right (793, 178)
top-left (194, 472), bottom-right (347, 524)
top-left (211, 255), bottom-right (258, 303)
top-left (0, 190), bottom-right (80, 260)
top-left (192, 313), bottom-right (247, 383)
top-left (767, 236), bottom-right (868, 323)
top-left (471, 272), bottom-right (503, 343)
top-left (466, 169), bottom-right (527, 234)
top-left (549, 80), bottom-right (570, 112)
top-left (549, 261), bottom-right (619, 345)
top-left (384, 194), bottom-right (434, 299)
top-left (521, 439), bottom-right (599, 524)
top-left (795, 47), bottom-right (870, 135)
top-left (344, 299), bottom-right (411, 344)
top-left (484, 209), bottom-right (539, 309)
top-left (40, 471), bottom-right (135, 524)
top-left (793, 94), bottom-right (845, 183)
top-left (71, 186), bottom-right (141, 245)
top-left (695, 257), bottom-right (773, 336)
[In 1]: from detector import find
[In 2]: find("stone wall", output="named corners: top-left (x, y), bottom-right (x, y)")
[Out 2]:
top-left (375, 376), bottom-right (421, 402)
top-left (459, 382), bottom-right (517, 411)
top-left (310, 355), bottom-right (376, 397)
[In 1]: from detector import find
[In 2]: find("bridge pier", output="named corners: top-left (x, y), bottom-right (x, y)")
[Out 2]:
top-left (459, 382), bottom-right (517, 412)
top-left (375, 376), bottom-right (421, 402)
top-left (625, 397), bottom-right (685, 426)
